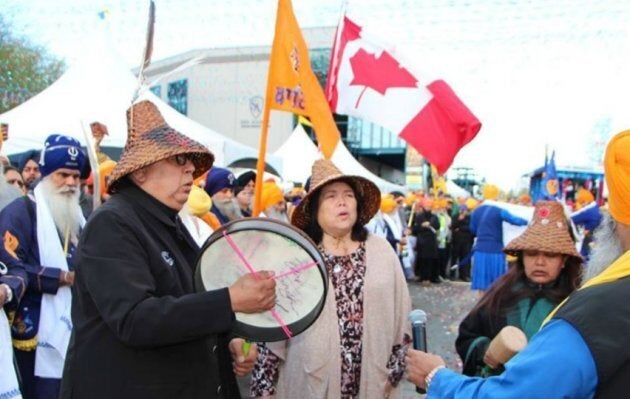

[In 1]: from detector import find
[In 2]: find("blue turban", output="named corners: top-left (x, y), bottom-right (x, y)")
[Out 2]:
top-left (18, 150), bottom-right (41, 172)
top-left (204, 167), bottom-right (236, 197)
top-left (39, 134), bottom-right (86, 177)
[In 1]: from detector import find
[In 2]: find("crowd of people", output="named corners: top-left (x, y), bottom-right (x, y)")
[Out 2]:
top-left (0, 100), bottom-right (628, 398)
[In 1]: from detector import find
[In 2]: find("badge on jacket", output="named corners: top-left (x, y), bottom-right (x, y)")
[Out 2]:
top-left (161, 251), bottom-right (174, 267)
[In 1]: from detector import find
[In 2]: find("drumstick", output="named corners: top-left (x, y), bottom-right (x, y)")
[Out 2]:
top-left (407, 202), bottom-right (416, 228)
top-left (243, 341), bottom-right (252, 357)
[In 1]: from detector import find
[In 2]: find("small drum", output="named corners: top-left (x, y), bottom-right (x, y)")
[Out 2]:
top-left (194, 218), bottom-right (328, 342)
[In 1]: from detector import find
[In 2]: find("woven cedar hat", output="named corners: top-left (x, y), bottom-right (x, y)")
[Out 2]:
top-left (108, 100), bottom-right (214, 193)
top-left (504, 200), bottom-right (582, 261)
top-left (291, 159), bottom-right (381, 231)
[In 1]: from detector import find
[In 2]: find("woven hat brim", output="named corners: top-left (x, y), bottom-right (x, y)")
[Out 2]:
top-left (291, 174), bottom-right (381, 232)
top-left (504, 224), bottom-right (583, 262)
top-left (108, 126), bottom-right (214, 193)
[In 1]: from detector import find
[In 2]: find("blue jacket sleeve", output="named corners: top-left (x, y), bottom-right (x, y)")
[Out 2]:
top-left (0, 198), bottom-right (61, 295)
top-left (429, 319), bottom-right (597, 399)
top-left (469, 210), bottom-right (478, 236)
top-left (499, 209), bottom-right (528, 227)
top-left (0, 251), bottom-right (26, 305)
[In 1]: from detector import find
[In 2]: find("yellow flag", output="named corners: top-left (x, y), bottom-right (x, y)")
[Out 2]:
top-left (254, 0), bottom-right (340, 215)
top-left (265, 0), bottom-right (340, 158)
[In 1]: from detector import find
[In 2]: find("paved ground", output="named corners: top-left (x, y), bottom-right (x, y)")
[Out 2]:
top-left (238, 279), bottom-right (479, 398)
top-left (400, 279), bottom-right (478, 398)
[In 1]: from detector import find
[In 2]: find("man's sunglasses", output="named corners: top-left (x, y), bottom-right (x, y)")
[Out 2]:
top-left (172, 154), bottom-right (194, 166)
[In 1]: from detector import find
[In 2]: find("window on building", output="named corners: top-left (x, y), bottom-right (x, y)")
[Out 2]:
top-left (348, 117), bottom-right (406, 151)
top-left (309, 48), bottom-right (331, 90)
top-left (167, 79), bottom-right (188, 115)
top-left (149, 85), bottom-right (161, 98)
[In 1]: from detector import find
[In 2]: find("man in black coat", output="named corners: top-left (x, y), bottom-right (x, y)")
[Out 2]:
top-left (411, 197), bottom-right (440, 285)
top-left (61, 100), bottom-right (277, 399)
top-left (451, 204), bottom-right (474, 281)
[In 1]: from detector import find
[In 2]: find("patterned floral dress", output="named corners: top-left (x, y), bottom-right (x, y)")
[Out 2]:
top-left (250, 241), bottom-right (410, 398)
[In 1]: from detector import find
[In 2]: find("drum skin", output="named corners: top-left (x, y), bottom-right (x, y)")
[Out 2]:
top-left (194, 218), bottom-right (328, 342)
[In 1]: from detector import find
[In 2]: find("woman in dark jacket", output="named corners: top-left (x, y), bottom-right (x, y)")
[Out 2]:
top-left (456, 201), bottom-right (582, 376)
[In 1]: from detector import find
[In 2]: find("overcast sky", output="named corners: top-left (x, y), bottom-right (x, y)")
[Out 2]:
top-left (4, 0), bottom-right (630, 189)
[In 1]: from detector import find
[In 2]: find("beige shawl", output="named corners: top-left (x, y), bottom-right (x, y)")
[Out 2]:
top-left (268, 234), bottom-right (412, 398)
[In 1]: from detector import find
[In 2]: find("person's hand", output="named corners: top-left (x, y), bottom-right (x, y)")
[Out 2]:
top-left (229, 271), bottom-right (276, 313)
top-left (400, 237), bottom-right (407, 245)
top-left (405, 349), bottom-right (446, 389)
top-left (383, 380), bottom-right (393, 398)
top-left (229, 338), bottom-right (258, 377)
top-left (421, 221), bottom-right (430, 227)
top-left (59, 271), bottom-right (75, 287)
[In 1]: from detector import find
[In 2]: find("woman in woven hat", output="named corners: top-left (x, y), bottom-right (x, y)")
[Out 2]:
top-left (250, 159), bottom-right (412, 399)
top-left (61, 100), bottom-right (277, 399)
top-left (455, 200), bottom-right (582, 377)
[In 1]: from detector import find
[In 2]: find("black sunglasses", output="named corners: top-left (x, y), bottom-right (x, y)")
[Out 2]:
top-left (173, 154), bottom-right (194, 166)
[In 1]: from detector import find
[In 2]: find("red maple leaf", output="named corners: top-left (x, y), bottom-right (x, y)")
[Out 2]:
top-left (349, 49), bottom-right (418, 108)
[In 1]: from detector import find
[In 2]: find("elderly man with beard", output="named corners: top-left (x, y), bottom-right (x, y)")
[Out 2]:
top-left (0, 134), bottom-right (86, 399)
top-left (259, 180), bottom-right (289, 223)
top-left (204, 166), bottom-right (242, 225)
top-left (61, 101), bottom-right (277, 399)
top-left (405, 129), bottom-right (630, 398)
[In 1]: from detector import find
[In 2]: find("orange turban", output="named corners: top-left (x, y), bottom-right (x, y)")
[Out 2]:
top-left (380, 195), bottom-right (396, 213)
top-left (405, 193), bottom-right (418, 206)
top-left (482, 184), bottom-right (499, 200)
top-left (261, 181), bottom-right (284, 211)
top-left (576, 188), bottom-right (594, 205)
top-left (605, 130), bottom-right (630, 225)
top-left (421, 197), bottom-right (434, 209)
top-left (434, 198), bottom-right (448, 210)
top-left (465, 198), bottom-right (479, 211)
top-left (98, 160), bottom-right (117, 197)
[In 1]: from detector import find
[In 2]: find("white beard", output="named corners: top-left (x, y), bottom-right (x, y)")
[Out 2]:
top-left (40, 177), bottom-right (82, 241)
top-left (264, 207), bottom-right (289, 223)
top-left (583, 212), bottom-right (625, 283)
top-left (212, 197), bottom-right (243, 221)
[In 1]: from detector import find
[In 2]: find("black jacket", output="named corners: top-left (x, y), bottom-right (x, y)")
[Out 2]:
top-left (411, 211), bottom-right (440, 259)
top-left (451, 214), bottom-right (473, 247)
top-left (554, 277), bottom-right (630, 398)
top-left (61, 181), bottom-right (240, 399)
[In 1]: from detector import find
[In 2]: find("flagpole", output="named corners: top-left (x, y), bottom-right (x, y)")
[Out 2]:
top-left (253, 105), bottom-right (271, 216)
top-left (328, 0), bottom-right (348, 89)
top-left (253, 0), bottom-right (283, 217)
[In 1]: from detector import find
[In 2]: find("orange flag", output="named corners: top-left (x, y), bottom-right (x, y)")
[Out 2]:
top-left (254, 0), bottom-right (340, 215)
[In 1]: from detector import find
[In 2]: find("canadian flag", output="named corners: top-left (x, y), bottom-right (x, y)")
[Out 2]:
top-left (325, 16), bottom-right (482, 174)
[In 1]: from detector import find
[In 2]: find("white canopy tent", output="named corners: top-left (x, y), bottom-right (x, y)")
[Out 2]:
top-left (272, 124), bottom-right (320, 184)
top-left (446, 180), bottom-right (471, 198)
top-left (0, 40), bottom-right (282, 173)
top-left (274, 124), bottom-right (407, 194)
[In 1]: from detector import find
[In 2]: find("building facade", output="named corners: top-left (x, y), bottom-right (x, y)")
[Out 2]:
top-left (143, 26), bottom-right (407, 185)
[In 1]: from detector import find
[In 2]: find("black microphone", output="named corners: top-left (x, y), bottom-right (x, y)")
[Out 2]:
top-left (408, 309), bottom-right (428, 394)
